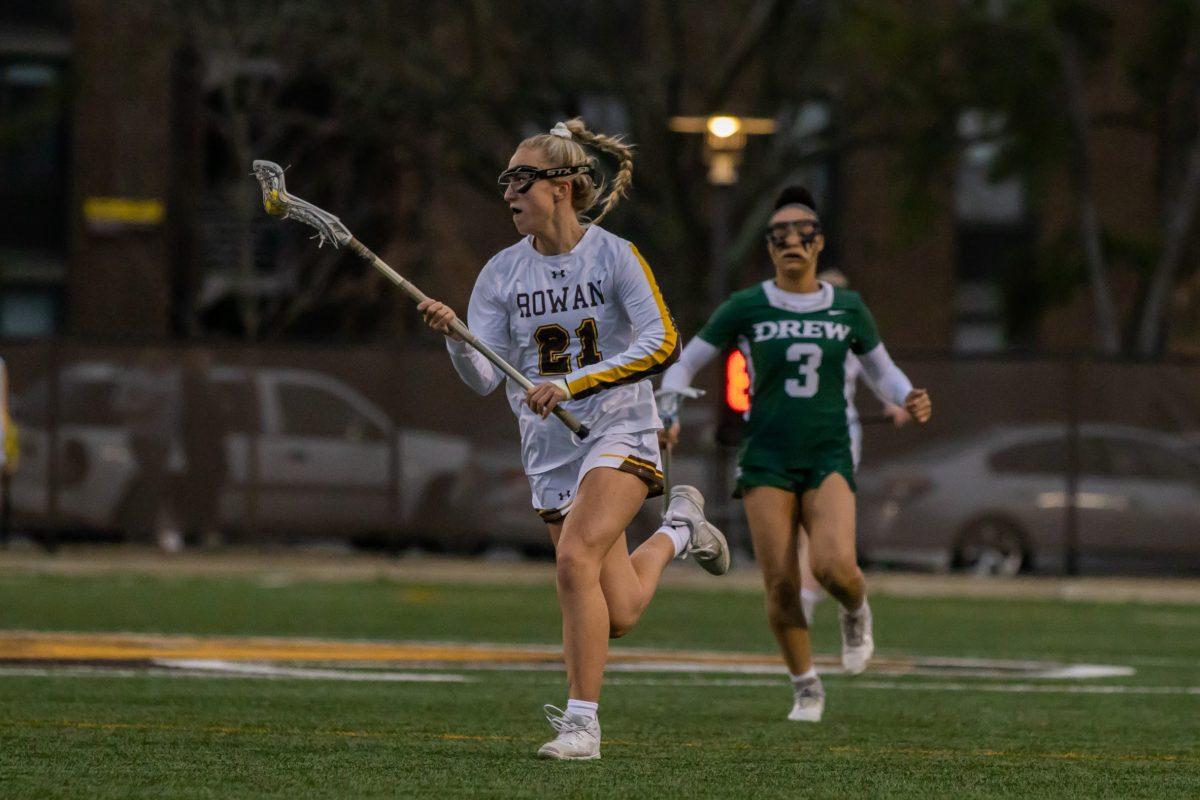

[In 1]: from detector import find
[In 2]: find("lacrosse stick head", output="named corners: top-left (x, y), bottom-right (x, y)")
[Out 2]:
top-left (250, 160), bottom-right (353, 248)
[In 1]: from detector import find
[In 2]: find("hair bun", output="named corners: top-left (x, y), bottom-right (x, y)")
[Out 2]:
top-left (773, 185), bottom-right (818, 213)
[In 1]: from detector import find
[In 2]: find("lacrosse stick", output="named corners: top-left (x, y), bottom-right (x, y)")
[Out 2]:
top-left (250, 160), bottom-right (589, 439)
top-left (655, 386), bottom-right (705, 513)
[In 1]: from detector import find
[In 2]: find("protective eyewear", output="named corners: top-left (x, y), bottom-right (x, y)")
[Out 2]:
top-left (497, 164), bottom-right (596, 194)
top-left (766, 219), bottom-right (822, 248)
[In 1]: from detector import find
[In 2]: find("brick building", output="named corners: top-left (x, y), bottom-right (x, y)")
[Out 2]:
top-left (2, 1), bottom-right (1196, 355)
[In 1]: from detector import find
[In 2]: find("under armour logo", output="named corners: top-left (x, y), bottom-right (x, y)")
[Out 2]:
top-left (557, 489), bottom-right (572, 501)
top-left (551, 269), bottom-right (567, 279)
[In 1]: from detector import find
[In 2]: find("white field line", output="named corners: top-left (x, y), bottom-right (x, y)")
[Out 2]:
top-left (605, 677), bottom-right (1200, 696)
top-left (0, 663), bottom-right (1193, 697)
top-left (156, 659), bottom-right (1130, 680)
top-left (135, 656), bottom-right (1134, 680)
top-left (853, 680), bottom-right (1200, 696)
top-left (159, 659), bottom-right (471, 682)
top-left (607, 661), bottom-right (1133, 679)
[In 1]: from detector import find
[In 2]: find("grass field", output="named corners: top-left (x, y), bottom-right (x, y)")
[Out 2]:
top-left (1, 552), bottom-right (1198, 799)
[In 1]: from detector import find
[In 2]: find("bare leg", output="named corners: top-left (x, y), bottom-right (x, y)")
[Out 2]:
top-left (801, 472), bottom-right (865, 610)
top-left (553, 467), bottom-right (652, 702)
top-left (545, 524), bottom-right (675, 641)
top-left (742, 486), bottom-right (813, 675)
top-left (601, 530), bottom-right (675, 639)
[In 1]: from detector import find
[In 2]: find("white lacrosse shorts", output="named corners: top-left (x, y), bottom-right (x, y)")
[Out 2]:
top-left (527, 429), bottom-right (664, 523)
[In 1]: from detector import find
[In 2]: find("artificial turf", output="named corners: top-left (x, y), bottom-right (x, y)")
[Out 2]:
top-left (0, 565), bottom-right (1196, 798)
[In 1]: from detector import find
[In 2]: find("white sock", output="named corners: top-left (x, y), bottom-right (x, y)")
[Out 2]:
top-left (566, 698), bottom-right (598, 720)
top-left (845, 597), bottom-right (869, 616)
top-left (655, 524), bottom-right (691, 558)
top-left (789, 668), bottom-right (819, 689)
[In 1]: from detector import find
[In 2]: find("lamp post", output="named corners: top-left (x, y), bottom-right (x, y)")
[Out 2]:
top-left (669, 114), bottom-right (776, 548)
top-left (668, 114), bottom-right (776, 306)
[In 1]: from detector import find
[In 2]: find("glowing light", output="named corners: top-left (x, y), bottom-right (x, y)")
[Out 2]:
top-left (725, 350), bottom-right (751, 413)
top-left (706, 115), bottom-right (742, 139)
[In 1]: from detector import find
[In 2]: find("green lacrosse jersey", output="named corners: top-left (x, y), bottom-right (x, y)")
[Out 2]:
top-left (697, 280), bottom-right (881, 468)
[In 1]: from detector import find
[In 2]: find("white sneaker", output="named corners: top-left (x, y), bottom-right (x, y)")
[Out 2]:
top-left (536, 705), bottom-right (601, 761)
top-left (664, 485), bottom-right (730, 576)
top-left (839, 601), bottom-right (874, 675)
top-left (787, 675), bottom-right (825, 722)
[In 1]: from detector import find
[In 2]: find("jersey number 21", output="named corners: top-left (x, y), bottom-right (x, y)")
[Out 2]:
top-left (535, 318), bottom-right (604, 375)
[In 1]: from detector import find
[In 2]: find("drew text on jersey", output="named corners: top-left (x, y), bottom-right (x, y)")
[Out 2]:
top-left (752, 319), bottom-right (851, 343)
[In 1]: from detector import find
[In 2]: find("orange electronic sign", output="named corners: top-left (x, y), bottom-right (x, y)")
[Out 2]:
top-left (725, 349), bottom-right (750, 413)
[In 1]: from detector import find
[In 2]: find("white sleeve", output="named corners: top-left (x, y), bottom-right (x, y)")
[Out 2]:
top-left (849, 354), bottom-right (888, 407)
top-left (660, 338), bottom-right (721, 393)
top-left (444, 271), bottom-right (507, 396)
top-left (563, 244), bottom-right (680, 400)
top-left (857, 344), bottom-right (913, 407)
top-left (445, 338), bottom-right (503, 396)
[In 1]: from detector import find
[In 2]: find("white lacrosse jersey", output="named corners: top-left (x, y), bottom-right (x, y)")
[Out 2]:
top-left (456, 225), bottom-right (679, 474)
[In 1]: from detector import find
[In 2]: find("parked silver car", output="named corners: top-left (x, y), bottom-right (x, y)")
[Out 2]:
top-left (857, 424), bottom-right (1200, 576)
top-left (10, 362), bottom-right (471, 547)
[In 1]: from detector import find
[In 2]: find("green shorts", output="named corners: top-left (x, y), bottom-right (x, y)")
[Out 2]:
top-left (733, 449), bottom-right (857, 498)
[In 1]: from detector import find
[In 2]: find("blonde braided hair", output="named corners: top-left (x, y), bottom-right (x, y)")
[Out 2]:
top-left (517, 118), bottom-right (634, 224)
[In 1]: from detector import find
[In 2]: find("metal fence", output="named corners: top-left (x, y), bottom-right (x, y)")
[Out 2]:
top-left (3, 341), bottom-right (1199, 575)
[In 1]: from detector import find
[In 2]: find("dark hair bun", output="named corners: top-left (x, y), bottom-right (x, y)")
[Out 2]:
top-left (773, 185), bottom-right (818, 213)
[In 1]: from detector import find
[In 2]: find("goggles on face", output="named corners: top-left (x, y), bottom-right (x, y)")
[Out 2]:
top-left (497, 164), bottom-right (596, 194)
top-left (766, 219), bottom-right (822, 248)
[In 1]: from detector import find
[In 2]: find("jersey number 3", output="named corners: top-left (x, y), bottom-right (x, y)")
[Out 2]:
top-left (784, 342), bottom-right (823, 398)
top-left (536, 318), bottom-right (603, 375)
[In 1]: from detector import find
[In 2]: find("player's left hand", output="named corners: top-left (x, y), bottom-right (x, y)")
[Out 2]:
top-left (526, 382), bottom-right (569, 418)
top-left (905, 388), bottom-right (932, 423)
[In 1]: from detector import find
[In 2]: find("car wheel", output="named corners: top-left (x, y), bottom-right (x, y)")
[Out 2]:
top-left (955, 519), bottom-right (1027, 577)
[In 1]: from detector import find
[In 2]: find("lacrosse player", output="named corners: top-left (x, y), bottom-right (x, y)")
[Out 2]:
top-left (659, 186), bottom-right (932, 723)
top-left (419, 119), bottom-right (730, 761)
top-left (796, 268), bottom-right (912, 629)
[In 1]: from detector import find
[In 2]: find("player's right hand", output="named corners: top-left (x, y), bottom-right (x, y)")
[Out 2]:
top-left (658, 421), bottom-right (680, 449)
top-left (417, 299), bottom-right (464, 341)
top-left (905, 388), bottom-right (932, 423)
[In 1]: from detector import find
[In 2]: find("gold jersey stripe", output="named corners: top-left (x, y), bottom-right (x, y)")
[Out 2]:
top-left (624, 454), bottom-right (660, 468)
top-left (567, 244), bottom-right (679, 399)
top-left (624, 457), bottom-right (663, 476)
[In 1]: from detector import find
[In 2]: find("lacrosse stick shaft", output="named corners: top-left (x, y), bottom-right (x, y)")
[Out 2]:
top-left (662, 442), bottom-right (672, 515)
top-left (345, 239), bottom-right (590, 439)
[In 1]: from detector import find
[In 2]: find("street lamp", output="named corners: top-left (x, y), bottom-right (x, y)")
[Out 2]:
top-left (669, 113), bottom-right (776, 305)
top-left (668, 114), bottom-right (776, 186)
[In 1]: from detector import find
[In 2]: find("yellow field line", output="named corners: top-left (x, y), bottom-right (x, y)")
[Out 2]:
top-left (0, 630), bottom-right (871, 669)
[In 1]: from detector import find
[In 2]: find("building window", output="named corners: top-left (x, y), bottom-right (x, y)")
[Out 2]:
top-left (0, 54), bottom-right (70, 338)
top-left (953, 109), bottom-right (1034, 352)
top-left (0, 286), bottom-right (61, 337)
top-left (0, 60), bottom-right (69, 254)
